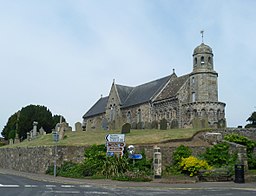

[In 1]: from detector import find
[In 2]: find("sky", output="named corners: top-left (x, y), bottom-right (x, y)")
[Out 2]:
top-left (0, 0), bottom-right (256, 133)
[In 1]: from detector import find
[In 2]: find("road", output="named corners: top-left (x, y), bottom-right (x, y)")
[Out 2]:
top-left (0, 173), bottom-right (256, 195)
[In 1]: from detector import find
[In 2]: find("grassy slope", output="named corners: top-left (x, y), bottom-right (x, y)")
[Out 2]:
top-left (2, 128), bottom-right (201, 148)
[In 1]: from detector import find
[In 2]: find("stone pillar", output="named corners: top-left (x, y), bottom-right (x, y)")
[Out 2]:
top-left (153, 146), bottom-right (162, 178)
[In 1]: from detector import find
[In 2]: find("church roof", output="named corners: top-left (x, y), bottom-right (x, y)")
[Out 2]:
top-left (193, 43), bottom-right (213, 55)
top-left (154, 74), bottom-right (190, 101)
top-left (120, 75), bottom-right (171, 108)
top-left (83, 73), bottom-right (186, 119)
top-left (83, 96), bottom-right (108, 118)
top-left (115, 84), bottom-right (134, 105)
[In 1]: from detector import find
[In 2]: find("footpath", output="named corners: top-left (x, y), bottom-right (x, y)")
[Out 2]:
top-left (0, 168), bottom-right (256, 190)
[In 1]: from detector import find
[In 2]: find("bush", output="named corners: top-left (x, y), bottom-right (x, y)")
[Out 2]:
top-left (180, 156), bottom-right (211, 176)
top-left (224, 134), bottom-right (256, 169)
top-left (201, 142), bottom-right (237, 168)
top-left (83, 144), bottom-right (106, 176)
top-left (165, 145), bottom-right (192, 175)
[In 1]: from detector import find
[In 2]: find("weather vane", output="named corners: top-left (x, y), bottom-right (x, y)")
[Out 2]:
top-left (200, 30), bottom-right (204, 43)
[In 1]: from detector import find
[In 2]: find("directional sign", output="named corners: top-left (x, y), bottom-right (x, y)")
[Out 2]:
top-left (129, 154), bottom-right (143, 160)
top-left (106, 134), bottom-right (125, 142)
top-left (106, 134), bottom-right (125, 157)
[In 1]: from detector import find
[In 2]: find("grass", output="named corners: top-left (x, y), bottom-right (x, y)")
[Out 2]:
top-left (1, 128), bottom-right (201, 148)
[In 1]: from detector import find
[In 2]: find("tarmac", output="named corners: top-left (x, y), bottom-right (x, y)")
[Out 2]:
top-left (0, 168), bottom-right (256, 190)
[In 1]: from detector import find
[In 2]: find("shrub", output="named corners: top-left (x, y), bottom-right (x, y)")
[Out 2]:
top-left (165, 145), bottom-right (192, 175)
top-left (224, 134), bottom-right (256, 169)
top-left (82, 144), bottom-right (106, 176)
top-left (180, 156), bottom-right (211, 176)
top-left (172, 145), bottom-right (192, 165)
top-left (201, 142), bottom-right (237, 168)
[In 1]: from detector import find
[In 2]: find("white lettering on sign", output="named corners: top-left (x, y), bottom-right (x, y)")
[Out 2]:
top-left (106, 134), bottom-right (125, 142)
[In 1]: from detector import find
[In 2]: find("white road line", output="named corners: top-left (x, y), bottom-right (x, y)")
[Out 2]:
top-left (79, 185), bottom-right (92, 188)
top-left (84, 191), bottom-right (109, 195)
top-left (61, 185), bottom-right (75, 188)
top-left (45, 185), bottom-right (56, 188)
top-left (24, 185), bottom-right (38, 188)
top-left (45, 190), bottom-right (80, 194)
top-left (0, 184), bottom-right (20, 188)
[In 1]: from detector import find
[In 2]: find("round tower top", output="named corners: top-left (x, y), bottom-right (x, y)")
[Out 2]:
top-left (193, 43), bottom-right (213, 56)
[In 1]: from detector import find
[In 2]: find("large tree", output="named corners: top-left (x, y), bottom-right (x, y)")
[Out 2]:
top-left (1, 105), bottom-right (66, 140)
top-left (245, 111), bottom-right (256, 128)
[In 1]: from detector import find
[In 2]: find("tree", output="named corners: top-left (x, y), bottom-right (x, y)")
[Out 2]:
top-left (245, 111), bottom-right (256, 128)
top-left (1, 104), bottom-right (66, 140)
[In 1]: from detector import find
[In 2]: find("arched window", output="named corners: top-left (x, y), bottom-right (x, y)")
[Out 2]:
top-left (192, 92), bottom-right (196, 102)
top-left (137, 109), bottom-right (142, 123)
top-left (201, 109), bottom-right (206, 118)
top-left (194, 57), bottom-right (197, 65)
top-left (127, 111), bottom-right (131, 123)
top-left (208, 56), bottom-right (211, 64)
top-left (201, 56), bottom-right (205, 65)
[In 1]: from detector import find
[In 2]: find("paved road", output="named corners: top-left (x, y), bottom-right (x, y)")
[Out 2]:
top-left (0, 172), bottom-right (256, 195)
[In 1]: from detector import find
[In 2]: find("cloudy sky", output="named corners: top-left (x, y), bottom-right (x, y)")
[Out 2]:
top-left (0, 0), bottom-right (255, 133)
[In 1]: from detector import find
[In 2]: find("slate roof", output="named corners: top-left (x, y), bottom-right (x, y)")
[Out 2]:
top-left (115, 84), bottom-right (134, 105)
top-left (120, 75), bottom-right (171, 108)
top-left (154, 74), bottom-right (190, 101)
top-left (83, 96), bottom-right (108, 118)
top-left (83, 73), bottom-right (188, 119)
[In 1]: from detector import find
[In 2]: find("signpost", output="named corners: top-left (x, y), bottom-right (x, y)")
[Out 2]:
top-left (106, 134), bottom-right (125, 157)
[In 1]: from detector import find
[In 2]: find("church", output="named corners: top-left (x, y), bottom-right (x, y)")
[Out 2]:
top-left (83, 41), bottom-right (226, 131)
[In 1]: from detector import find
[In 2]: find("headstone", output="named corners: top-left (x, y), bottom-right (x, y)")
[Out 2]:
top-left (121, 123), bottom-right (131, 134)
top-left (32, 121), bottom-right (38, 137)
top-left (14, 133), bottom-right (20, 144)
top-left (101, 118), bottom-right (108, 130)
top-left (27, 132), bottom-right (31, 141)
top-left (39, 127), bottom-right (45, 135)
top-left (75, 122), bottom-right (82, 132)
top-left (9, 139), bottom-right (13, 145)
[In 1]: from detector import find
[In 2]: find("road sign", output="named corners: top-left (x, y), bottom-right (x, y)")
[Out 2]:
top-left (129, 154), bottom-right (143, 160)
top-left (106, 134), bottom-right (125, 157)
top-left (106, 134), bottom-right (125, 142)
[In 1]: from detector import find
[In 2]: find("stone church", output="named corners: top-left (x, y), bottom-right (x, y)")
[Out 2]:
top-left (83, 41), bottom-right (226, 131)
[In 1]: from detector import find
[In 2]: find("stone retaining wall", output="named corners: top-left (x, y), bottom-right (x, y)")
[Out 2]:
top-left (0, 146), bottom-right (86, 174)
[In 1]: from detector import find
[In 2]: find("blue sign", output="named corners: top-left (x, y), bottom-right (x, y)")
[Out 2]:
top-left (129, 154), bottom-right (143, 160)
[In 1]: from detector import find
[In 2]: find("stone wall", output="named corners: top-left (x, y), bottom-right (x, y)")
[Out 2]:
top-left (211, 128), bottom-right (256, 141)
top-left (0, 146), bottom-right (86, 174)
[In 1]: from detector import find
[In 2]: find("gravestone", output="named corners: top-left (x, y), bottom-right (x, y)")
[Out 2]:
top-left (121, 123), bottom-right (131, 134)
top-left (32, 121), bottom-right (38, 137)
top-left (14, 133), bottom-right (20, 144)
top-left (75, 122), bottom-right (82, 132)
top-left (39, 127), bottom-right (46, 135)
top-left (9, 139), bottom-right (13, 145)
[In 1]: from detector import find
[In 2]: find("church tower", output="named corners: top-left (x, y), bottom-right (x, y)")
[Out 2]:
top-left (182, 32), bottom-right (226, 128)
top-left (190, 42), bottom-right (218, 103)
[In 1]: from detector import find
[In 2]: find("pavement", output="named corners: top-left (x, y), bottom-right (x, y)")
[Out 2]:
top-left (0, 168), bottom-right (256, 190)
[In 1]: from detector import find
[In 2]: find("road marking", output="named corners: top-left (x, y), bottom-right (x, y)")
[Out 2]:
top-left (45, 190), bottom-right (80, 194)
top-left (45, 185), bottom-right (56, 188)
top-left (84, 191), bottom-right (109, 195)
top-left (0, 184), bottom-right (20, 188)
top-left (61, 185), bottom-right (75, 188)
top-left (79, 185), bottom-right (92, 188)
top-left (24, 185), bottom-right (38, 188)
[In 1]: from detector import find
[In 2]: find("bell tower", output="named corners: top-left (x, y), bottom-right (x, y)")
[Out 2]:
top-left (190, 34), bottom-right (218, 103)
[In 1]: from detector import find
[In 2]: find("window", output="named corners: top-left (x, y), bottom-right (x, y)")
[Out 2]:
top-left (194, 57), bottom-right (197, 65)
top-left (208, 57), bottom-right (211, 64)
top-left (192, 77), bottom-right (195, 84)
top-left (192, 92), bottom-right (196, 102)
top-left (127, 111), bottom-right (131, 123)
top-left (137, 109), bottom-right (142, 123)
top-left (201, 56), bottom-right (205, 65)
